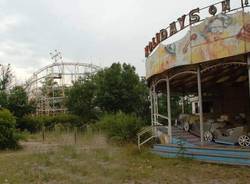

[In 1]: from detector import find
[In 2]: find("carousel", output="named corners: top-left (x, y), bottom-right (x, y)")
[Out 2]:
top-left (138, 0), bottom-right (250, 165)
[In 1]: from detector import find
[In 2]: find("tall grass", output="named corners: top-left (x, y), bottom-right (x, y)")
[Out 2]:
top-left (0, 132), bottom-right (249, 184)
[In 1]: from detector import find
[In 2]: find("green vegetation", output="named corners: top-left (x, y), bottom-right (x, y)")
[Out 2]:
top-left (66, 63), bottom-right (150, 123)
top-left (8, 86), bottom-right (35, 118)
top-left (94, 63), bottom-right (149, 117)
top-left (0, 62), bottom-right (191, 151)
top-left (0, 63), bottom-right (152, 149)
top-left (18, 114), bottom-right (83, 133)
top-left (64, 63), bottom-right (151, 143)
top-left (0, 132), bottom-right (249, 184)
top-left (0, 91), bottom-right (8, 108)
top-left (0, 109), bottom-right (20, 149)
top-left (0, 64), bottom-right (13, 91)
top-left (97, 112), bottom-right (145, 142)
top-left (158, 94), bottom-right (192, 121)
top-left (0, 62), bottom-right (189, 149)
top-left (66, 74), bottom-right (98, 123)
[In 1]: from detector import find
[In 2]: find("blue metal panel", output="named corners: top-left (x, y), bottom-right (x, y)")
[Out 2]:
top-left (152, 144), bottom-right (250, 166)
top-left (154, 145), bottom-right (250, 157)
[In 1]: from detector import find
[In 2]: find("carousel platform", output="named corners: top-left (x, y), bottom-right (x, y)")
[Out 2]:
top-left (152, 127), bottom-right (250, 166)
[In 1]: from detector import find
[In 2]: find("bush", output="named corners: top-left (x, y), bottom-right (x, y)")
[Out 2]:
top-left (53, 114), bottom-right (83, 127)
top-left (17, 116), bottom-right (43, 133)
top-left (97, 112), bottom-right (145, 143)
top-left (17, 113), bottom-right (84, 133)
top-left (0, 109), bottom-right (19, 149)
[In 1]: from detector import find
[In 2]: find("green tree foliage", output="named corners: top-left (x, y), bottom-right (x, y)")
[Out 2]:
top-left (134, 77), bottom-right (151, 121)
top-left (95, 63), bottom-right (149, 118)
top-left (171, 96), bottom-right (182, 119)
top-left (8, 86), bottom-right (35, 118)
top-left (0, 64), bottom-right (13, 108)
top-left (17, 115), bottom-right (43, 133)
top-left (18, 113), bottom-right (83, 132)
top-left (0, 109), bottom-right (19, 149)
top-left (157, 93), bottom-right (192, 121)
top-left (65, 74), bottom-right (98, 123)
top-left (0, 64), bottom-right (34, 118)
top-left (0, 91), bottom-right (8, 108)
top-left (65, 63), bottom-right (150, 123)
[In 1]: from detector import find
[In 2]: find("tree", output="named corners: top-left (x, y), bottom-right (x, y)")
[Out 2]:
top-left (65, 74), bottom-right (98, 123)
top-left (0, 64), bottom-right (13, 91)
top-left (65, 63), bottom-right (150, 123)
top-left (0, 64), bottom-right (13, 109)
top-left (0, 91), bottom-right (8, 108)
top-left (8, 86), bottom-right (35, 118)
top-left (134, 77), bottom-right (150, 121)
top-left (0, 108), bottom-right (19, 149)
top-left (95, 63), bottom-right (150, 119)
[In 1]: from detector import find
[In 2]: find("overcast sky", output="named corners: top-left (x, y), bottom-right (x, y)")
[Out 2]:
top-left (0, 0), bottom-right (240, 83)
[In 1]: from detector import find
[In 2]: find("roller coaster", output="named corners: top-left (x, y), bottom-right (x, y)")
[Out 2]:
top-left (25, 61), bottom-right (101, 115)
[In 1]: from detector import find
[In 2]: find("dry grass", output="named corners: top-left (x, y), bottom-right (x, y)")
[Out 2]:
top-left (0, 131), bottom-right (250, 184)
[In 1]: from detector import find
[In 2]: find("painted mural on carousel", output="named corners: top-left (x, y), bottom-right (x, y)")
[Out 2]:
top-left (146, 11), bottom-right (250, 79)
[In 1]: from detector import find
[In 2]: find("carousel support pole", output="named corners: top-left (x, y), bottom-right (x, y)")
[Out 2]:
top-left (152, 84), bottom-right (156, 126)
top-left (166, 76), bottom-right (172, 143)
top-left (197, 66), bottom-right (204, 144)
top-left (153, 84), bottom-right (158, 125)
top-left (152, 84), bottom-right (157, 138)
top-left (247, 53), bottom-right (250, 98)
top-left (155, 86), bottom-right (159, 124)
top-left (150, 87), bottom-right (154, 126)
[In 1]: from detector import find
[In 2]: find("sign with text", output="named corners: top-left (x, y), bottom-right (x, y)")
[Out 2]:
top-left (145, 0), bottom-right (249, 58)
top-left (146, 11), bottom-right (250, 79)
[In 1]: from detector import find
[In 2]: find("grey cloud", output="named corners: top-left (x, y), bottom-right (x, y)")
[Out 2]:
top-left (0, 0), bottom-right (241, 81)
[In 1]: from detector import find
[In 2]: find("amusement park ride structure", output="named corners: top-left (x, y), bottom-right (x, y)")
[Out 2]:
top-left (139, 0), bottom-right (250, 165)
top-left (25, 50), bottom-right (101, 115)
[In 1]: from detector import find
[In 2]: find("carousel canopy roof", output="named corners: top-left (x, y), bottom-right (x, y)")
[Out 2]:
top-left (146, 11), bottom-right (250, 82)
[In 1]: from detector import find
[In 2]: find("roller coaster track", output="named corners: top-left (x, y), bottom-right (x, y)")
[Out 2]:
top-left (25, 61), bottom-right (101, 115)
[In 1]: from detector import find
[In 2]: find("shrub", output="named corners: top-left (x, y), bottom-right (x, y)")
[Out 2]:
top-left (97, 112), bottom-right (145, 143)
top-left (17, 113), bottom-right (84, 132)
top-left (53, 113), bottom-right (83, 127)
top-left (0, 108), bottom-right (19, 149)
top-left (17, 115), bottom-right (43, 133)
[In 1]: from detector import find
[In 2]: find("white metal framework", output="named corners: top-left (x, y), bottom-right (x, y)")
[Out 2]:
top-left (25, 62), bottom-right (101, 115)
